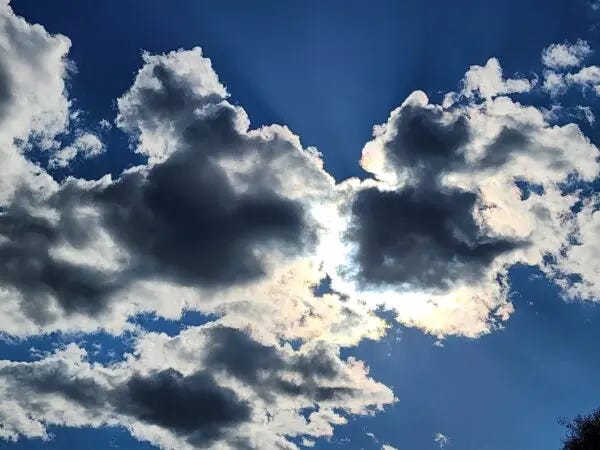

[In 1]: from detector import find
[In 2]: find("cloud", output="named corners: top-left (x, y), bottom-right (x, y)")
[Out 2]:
top-left (542, 66), bottom-right (600, 97)
top-left (49, 133), bottom-right (105, 168)
top-left (0, 0), bottom-right (597, 344)
top-left (347, 187), bottom-right (521, 291)
top-left (550, 196), bottom-right (600, 300)
top-left (459, 58), bottom-right (533, 99)
top-left (566, 65), bottom-right (600, 95)
top-left (0, 17), bottom-right (394, 447)
top-left (542, 70), bottom-right (567, 96)
top-left (326, 81), bottom-right (598, 338)
top-left (541, 40), bottom-right (592, 70)
top-left (540, 42), bottom-right (600, 97)
top-left (117, 369), bottom-right (251, 446)
top-left (0, 47), bottom-right (339, 337)
top-left (434, 432), bottom-right (450, 448)
top-left (0, 1), bottom-right (71, 204)
top-left (0, 324), bottom-right (395, 449)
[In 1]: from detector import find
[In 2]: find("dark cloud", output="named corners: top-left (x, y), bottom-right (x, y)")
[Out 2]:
top-left (204, 326), bottom-right (354, 402)
top-left (476, 127), bottom-right (530, 169)
top-left (349, 187), bottom-right (522, 290)
top-left (350, 103), bottom-right (527, 291)
top-left (95, 137), bottom-right (309, 287)
top-left (0, 358), bottom-right (251, 447)
top-left (0, 191), bottom-right (123, 324)
top-left (0, 57), bottom-right (320, 323)
top-left (0, 327), bottom-right (364, 448)
top-left (0, 361), bottom-right (108, 409)
top-left (0, 63), bottom-right (12, 120)
top-left (473, 126), bottom-right (569, 173)
top-left (109, 59), bottom-right (321, 288)
top-left (119, 369), bottom-right (251, 445)
top-left (382, 104), bottom-right (471, 180)
top-left (203, 326), bottom-right (284, 383)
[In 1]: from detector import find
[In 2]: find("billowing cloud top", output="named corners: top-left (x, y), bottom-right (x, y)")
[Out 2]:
top-left (0, 2), bottom-right (599, 449)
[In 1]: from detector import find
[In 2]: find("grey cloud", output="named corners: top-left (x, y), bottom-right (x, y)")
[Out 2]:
top-left (0, 361), bottom-right (107, 409)
top-left (349, 187), bottom-right (522, 290)
top-left (382, 103), bottom-right (471, 181)
top-left (118, 369), bottom-right (251, 446)
top-left (0, 191), bottom-right (123, 324)
top-left (117, 62), bottom-right (226, 136)
top-left (0, 359), bottom-right (250, 448)
top-left (475, 126), bottom-right (570, 173)
top-left (204, 326), bottom-right (355, 402)
top-left (0, 326), bottom-right (383, 449)
top-left (0, 51), bottom-right (323, 325)
top-left (105, 54), bottom-right (323, 289)
top-left (348, 102), bottom-right (527, 291)
top-left (0, 63), bottom-right (12, 121)
top-left (95, 130), bottom-right (310, 288)
top-left (476, 127), bottom-right (530, 169)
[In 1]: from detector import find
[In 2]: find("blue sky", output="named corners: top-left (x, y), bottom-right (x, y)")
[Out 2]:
top-left (2, 1), bottom-right (600, 449)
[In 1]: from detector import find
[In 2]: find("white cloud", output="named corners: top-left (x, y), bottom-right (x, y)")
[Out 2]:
top-left (326, 73), bottom-right (599, 338)
top-left (0, 324), bottom-right (395, 449)
top-left (542, 70), bottom-right (567, 96)
top-left (551, 196), bottom-right (600, 300)
top-left (0, 1), bottom-right (71, 204)
top-left (49, 133), bottom-right (105, 167)
top-left (434, 432), bottom-right (450, 448)
top-left (566, 65), bottom-right (600, 95)
top-left (543, 64), bottom-right (600, 97)
top-left (460, 58), bottom-right (533, 99)
top-left (573, 105), bottom-right (595, 125)
top-left (541, 40), bottom-right (592, 70)
top-left (98, 118), bottom-right (112, 130)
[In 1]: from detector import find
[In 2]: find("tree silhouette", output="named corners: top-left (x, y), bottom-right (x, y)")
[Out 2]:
top-left (561, 408), bottom-right (600, 449)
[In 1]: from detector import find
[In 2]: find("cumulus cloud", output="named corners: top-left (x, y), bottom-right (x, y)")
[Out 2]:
top-left (0, 15), bottom-right (394, 446)
top-left (542, 70), bottom-right (567, 96)
top-left (1, 3), bottom-right (600, 449)
top-left (0, 46), bottom-right (341, 337)
top-left (0, 0), bottom-right (70, 203)
top-left (566, 65), bottom-right (600, 95)
top-left (0, 324), bottom-right (395, 449)
top-left (541, 40), bottom-right (592, 70)
top-left (326, 82), bottom-right (598, 338)
top-left (540, 41), bottom-right (600, 97)
top-left (2, 14), bottom-right (594, 344)
top-left (459, 58), bottom-right (534, 99)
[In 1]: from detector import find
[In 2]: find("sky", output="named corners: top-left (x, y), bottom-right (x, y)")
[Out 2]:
top-left (1, 1), bottom-right (600, 449)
